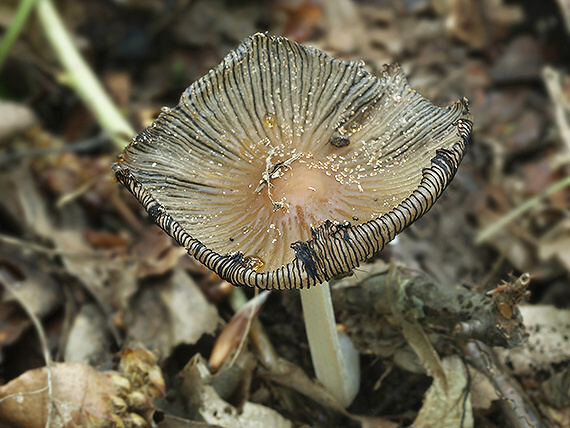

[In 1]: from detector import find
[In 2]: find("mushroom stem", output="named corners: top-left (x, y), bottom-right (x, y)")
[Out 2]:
top-left (300, 281), bottom-right (360, 407)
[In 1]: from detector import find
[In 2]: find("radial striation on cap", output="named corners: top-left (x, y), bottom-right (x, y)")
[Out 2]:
top-left (114, 33), bottom-right (473, 290)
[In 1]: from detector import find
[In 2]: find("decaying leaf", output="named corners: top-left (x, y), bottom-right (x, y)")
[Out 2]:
top-left (180, 354), bottom-right (292, 428)
top-left (0, 253), bottom-right (61, 351)
top-left (494, 305), bottom-right (570, 375)
top-left (539, 218), bottom-right (570, 273)
top-left (159, 268), bottom-right (218, 346)
top-left (538, 367), bottom-right (570, 427)
top-left (127, 268), bottom-right (218, 355)
top-left (0, 347), bottom-right (165, 428)
top-left (468, 366), bottom-right (500, 411)
top-left (209, 290), bottom-right (270, 372)
top-left (64, 303), bottom-right (113, 369)
top-left (0, 362), bottom-right (118, 428)
top-left (413, 356), bottom-right (473, 428)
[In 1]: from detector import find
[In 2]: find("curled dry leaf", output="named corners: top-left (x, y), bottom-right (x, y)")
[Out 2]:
top-left (208, 290), bottom-right (270, 372)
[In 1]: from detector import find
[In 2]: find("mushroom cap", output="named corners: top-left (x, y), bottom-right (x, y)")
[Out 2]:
top-left (114, 33), bottom-right (472, 290)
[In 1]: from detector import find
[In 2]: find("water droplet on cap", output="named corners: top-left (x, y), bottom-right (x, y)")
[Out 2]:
top-left (263, 113), bottom-right (276, 128)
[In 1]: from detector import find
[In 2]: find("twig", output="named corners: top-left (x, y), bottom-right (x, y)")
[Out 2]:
top-left (0, 270), bottom-right (54, 428)
top-left (0, 0), bottom-right (41, 71)
top-left (36, 0), bottom-right (135, 149)
top-left (0, 132), bottom-right (108, 167)
top-left (0, 233), bottom-right (113, 259)
top-left (56, 176), bottom-right (99, 208)
top-left (464, 341), bottom-right (544, 428)
top-left (475, 175), bottom-right (570, 244)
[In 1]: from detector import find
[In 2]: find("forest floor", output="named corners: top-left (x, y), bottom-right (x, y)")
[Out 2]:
top-left (0, 0), bottom-right (570, 427)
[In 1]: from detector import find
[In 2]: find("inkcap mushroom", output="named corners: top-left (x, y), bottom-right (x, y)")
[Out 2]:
top-left (114, 33), bottom-right (472, 407)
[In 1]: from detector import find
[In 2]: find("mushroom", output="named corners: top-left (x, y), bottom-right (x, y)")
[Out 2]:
top-left (114, 33), bottom-right (472, 407)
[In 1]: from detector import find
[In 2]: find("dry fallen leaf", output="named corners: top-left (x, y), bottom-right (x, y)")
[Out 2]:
top-left (494, 305), bottom-right (570, 375)
top-left (538, 218), bottom-right (570, 273)
top-left (414, 356), bottom-right (473, 428)
top-left (0, 101), bottom-right (37, 142)
top-left (538, 367), bottom-right (570, 427)
top-left (468, 366), bottom-right (500, 410)
top-left (0, 346), bottom-right (165, 428)
top-left (64, 303), bottom-right (114, 369)
top-left (180, 354), bottom-right (292, 428)
top-left (127, 268), bottom-right (218, 355)
top-left (158, 268), bottom-right (219, 347)
top-left (0, 362), bottom-right (118, 428)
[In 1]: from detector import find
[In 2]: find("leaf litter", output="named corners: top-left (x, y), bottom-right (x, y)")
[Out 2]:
top-left (1, 0), bottom-right (570, 426)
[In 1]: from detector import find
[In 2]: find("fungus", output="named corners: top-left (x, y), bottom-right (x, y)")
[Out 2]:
top-left (114, 34), bottom-right (472, 407)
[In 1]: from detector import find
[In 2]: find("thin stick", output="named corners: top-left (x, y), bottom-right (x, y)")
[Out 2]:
top-left (475, 175), bottom-right (570, 243)
top-left (0, 270), bottom-right (54, 428)
top-left (36, 0), bottom-right (135, 149)
top-left (0, 233), bottom-right (111, 259)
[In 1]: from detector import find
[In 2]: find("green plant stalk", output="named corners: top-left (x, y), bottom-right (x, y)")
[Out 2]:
top-left (36, 0), bottom-right (134, 149)
top-left (0, 0), bottom-right (38, 70)
top-left (0, 0), bottom-right (41, 72)
top-left (476, 174), bottom-right (570, 243)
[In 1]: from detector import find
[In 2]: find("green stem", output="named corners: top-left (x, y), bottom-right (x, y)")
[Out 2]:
top-left (0, 0), bottom-right (41, 72)
top-left (476, 175), bottom-right (570, 243)
top-left (36, 0), bottom-right (135, 149)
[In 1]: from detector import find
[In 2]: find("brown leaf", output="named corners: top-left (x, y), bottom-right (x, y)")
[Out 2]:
top-left (0, 362), bottom-right (118, 428)
top-left (127, 268), bottom-right (218, 355)
top-left (133, 226), bottom-right (186, 279)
